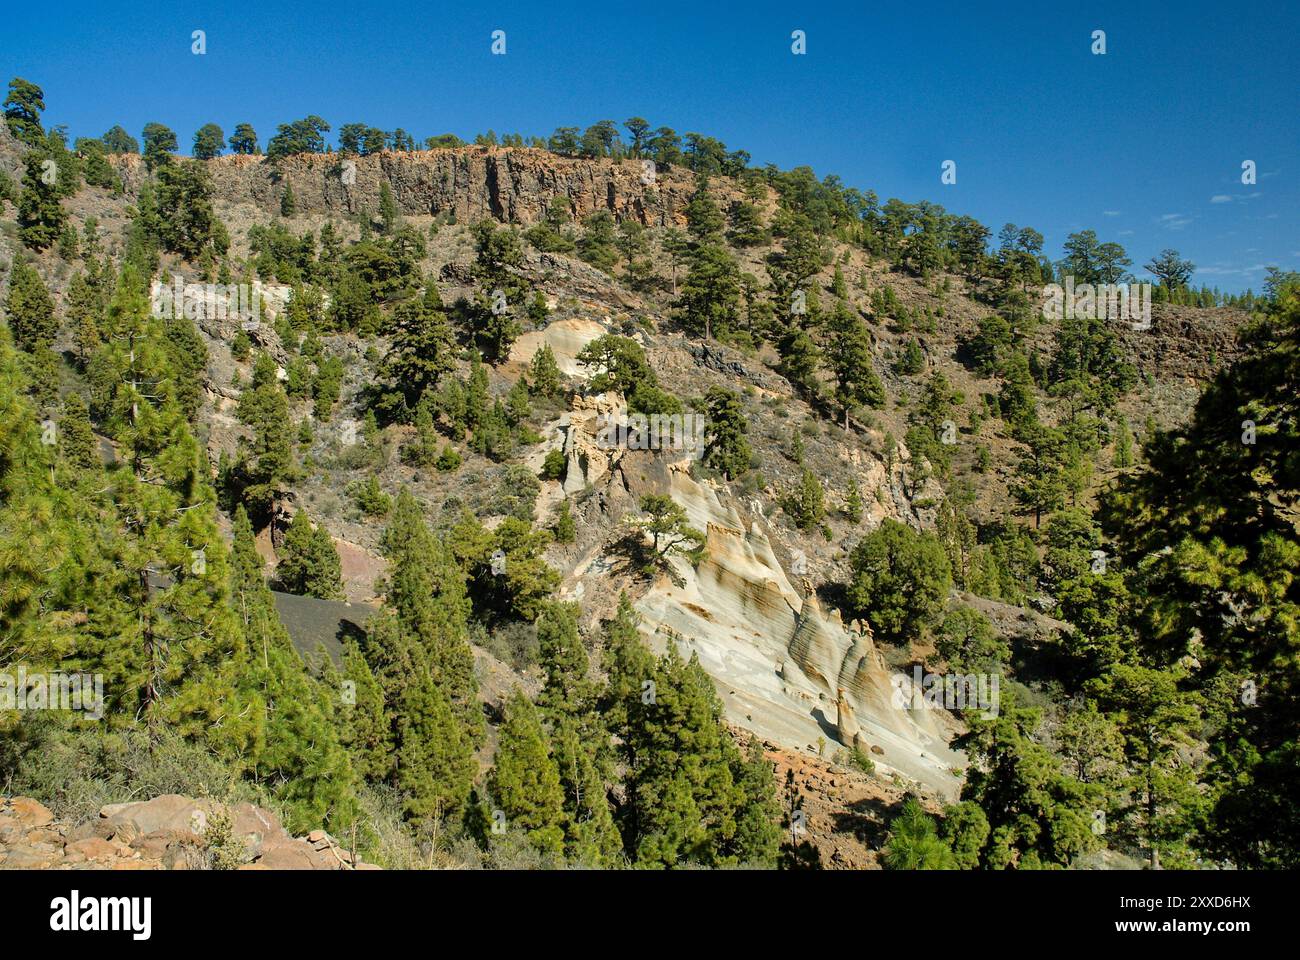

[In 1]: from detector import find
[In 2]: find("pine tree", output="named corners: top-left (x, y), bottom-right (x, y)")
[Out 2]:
top-left (233, 353), bottom-right (297, 523)
top-left (676, 242), bottom-right (741, 340)
top-left (366, 610), bottom-right (475, 830)
top-left (65, 268), bottom-right (107, 368)
top-left (777, 327), bottom-right (822, 397)
top-left (1102, 284), bottom-right (1300, 866)
top-left (229, 507), bottom-right (358, 832)
top-left (352, 473), bottom-right (391, 517)
top-left (1011, 423), bottom-right (1068, 527)
top-left (339, 637), bottom-right (392, 781)
top-left (379, 279), bottom-right (455, 419)
top-left (3, 78), bottom-right (46, 145)
top-left (378, 182), bottom-right (399, 234)
top-left (727, 739), bottom-right (781, 866)
top-left (528, 342), bottom-right (563, 398)
top-left (464, 352), bottom-right (489, 434)
top-left (536, 602), bottom-right (595, 719)
top-left (381, 490), bottom-right (480, 739)
top-left (882, 799), bottom-right (956, 869)
top-left (959, 693), bottom-right (1101, 868)
top-left (489, 690), bottom-right (567, 856)
top-left (785, 469), bottom-right (825, 530)
top-left (469, 220), bottom-right (525, 360)
top-left (827, 300), bottom-right (884, 428)
top-left (4, 258), bottom-right (56, 351)
top-left (16, 152), bottom-right (67, 250)
top-left (847, 519), bottom-right (952, 644)
top-left (275, 509), bottom-right (343, 599)
top-left (1112, 415), bottom-right (1134, 469)
top-left (845, 476), bottom-right (863, 524)
top-left (701, 386), bottom-right (751, 480)
top-left (634, 494), bottom-right (706, 572)
top-left (58, 393), bottom-right (99, 471)
top-left (549, 713), bottom-right (622, 864)
top-left (401, 395), bottom-right (441, 466)
top-left (552, 498), bottom-right (576, 544)
top-left (452, 513), bottom-right (560, 625)
top-left (683, 176), bottom-right (724, 240)
top-left (617, 643), bottom-right (752, 867)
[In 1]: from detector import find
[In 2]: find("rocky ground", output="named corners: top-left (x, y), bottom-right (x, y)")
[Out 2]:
top-left (0, 794), bottom-right (377, 871)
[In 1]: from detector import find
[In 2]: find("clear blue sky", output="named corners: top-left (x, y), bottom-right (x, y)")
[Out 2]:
top-left (4, 0), bottom-right (1295, 292)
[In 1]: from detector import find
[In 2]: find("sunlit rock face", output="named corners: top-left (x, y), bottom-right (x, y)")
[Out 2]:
top-left (532, 391), bottom-right (965, 798)
top-left (634, 464), bottom-right (964, 799)
top-left (508, 316), bottom-right (608, 378)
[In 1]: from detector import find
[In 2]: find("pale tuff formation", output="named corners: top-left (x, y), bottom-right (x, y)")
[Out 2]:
top-left (512, 329), bottom-right (967, 795)
top-left (635, 466), bottom-right (964, 799)
top-left (0, 794), bottom-right (377, 870)
top-left (537, 374), bottom-right (963, 798)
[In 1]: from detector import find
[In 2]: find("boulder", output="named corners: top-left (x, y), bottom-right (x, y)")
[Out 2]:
top-left (2, 797), bottom-right (54, 827)
top-left (100, 794), bottom-right (218, 836)
top-left (229, 802), bottom-right (284, 857)
top-left (0, 846), bottom-right (59, 869)
top-left (64, 837), bottom-right (120, 863)
top-left (256, 839), bottom-right (331, 870)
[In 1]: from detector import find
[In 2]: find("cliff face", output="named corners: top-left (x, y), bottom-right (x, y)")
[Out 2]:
top-left (111, 147), bottom-right (730, 227)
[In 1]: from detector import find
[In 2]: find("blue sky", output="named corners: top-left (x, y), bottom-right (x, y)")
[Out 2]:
top-left (3, 0), bottom-right (1295, 292)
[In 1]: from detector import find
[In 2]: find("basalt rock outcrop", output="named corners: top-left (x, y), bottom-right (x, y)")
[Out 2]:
top-left (110, 146), bottom-right (747, 229)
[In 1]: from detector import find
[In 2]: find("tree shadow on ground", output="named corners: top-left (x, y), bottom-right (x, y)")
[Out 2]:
top-left (829, 794), bottom-right (905, 848)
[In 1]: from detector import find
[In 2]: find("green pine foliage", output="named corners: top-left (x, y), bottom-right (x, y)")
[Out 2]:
top-left (275, 509), bottom-right (343, 599)
top-left (605, 619), bottom-right (779, 868)
top-left (847, 519), bottom-right (952, 644)
top-left (4, 259), bottom-right (56, 353)
top-left (488, 690), bottom-right (567, 856)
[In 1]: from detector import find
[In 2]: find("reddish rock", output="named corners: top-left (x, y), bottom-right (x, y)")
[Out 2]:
top-left (256, 840), bottom-right (331, 870)
top-left (230, 803), bottom-right (280, 840)
top-left (3, 798), bottom-right (54, 827)
top-left (1, 846), bottom-right (58, 869)
top-left (101, 795), bottom-right (216, 836)
top-left (65, 837), bottom-right (119, 862)
top-left (130, 829), bottom-right (203, 860)
top-left (162, 844), bottom-right (207, 871)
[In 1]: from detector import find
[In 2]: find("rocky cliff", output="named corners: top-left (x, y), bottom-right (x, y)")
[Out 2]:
top-left (110, 146), bottom-right (743, 228)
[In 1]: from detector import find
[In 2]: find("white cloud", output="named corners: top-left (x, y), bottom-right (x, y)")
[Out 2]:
top-left (1210, 194), bottom-right (1232, 203)
top-left (1103, 210), bottom-right (1121, 217)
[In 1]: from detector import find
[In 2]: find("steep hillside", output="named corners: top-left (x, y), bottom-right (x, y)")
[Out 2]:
top-left (1, 106), bottom-right (1271, 871)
